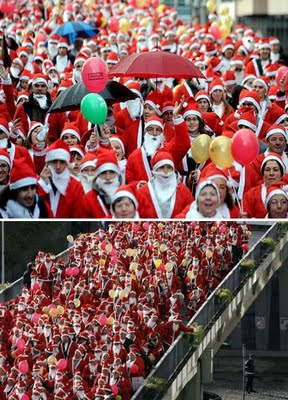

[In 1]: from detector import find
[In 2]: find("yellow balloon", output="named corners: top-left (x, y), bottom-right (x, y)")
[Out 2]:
top-left (160, 244), bottom-right (167, 253)
top-left (101, 17), bottom-right (107, 28)
top-left (116, 395), bottom-right (122, 400)
top-left (191, 134), bottom-right (212, 163)
top-left (155, 259), bottom-right (162, 268)
top-left (206, 250), bottom-right (213, 258)
top-left (67, 235), bottom-right (74, 243)
top-left (220, 6), bottom-right (229, 16)
top-left (49, 308), bottom-right (58, 317)
top-left (119, 18), bottom-right (130, 33)
top-left (246, 231), bottom-right (252, 237)
top-left (41, 313), bottom-right (49, 320)
top-left (206, 0), bottom-right (217, 12)
top-left (211, 226), bottom-right (217, 232)
top-left (165, 263), bottom-right (173, 272)
top-left (105, 243), bottom-right (112, 253)
top-left (176, 25), bottom-right (187, 38)
top-left (119, 290), bottom-right (128, 299)
top-left (127, 249), bottom-right (133, 257)
top-left (47, 355), bottom-right (57, 365)
top-left (107, 316), bottom-right (115, 325)
top-left (157, 5), bottom-right (166, 13)
top-left (220, 24), bottom-right (230, 38)
top-left (132, 249), bottom-right (138, 257)
top-left (224, 16), bottom-right (233, 27)
top-left (187, 270), bottom-right (195, 279)
top-left (129, 262), bottom-right (138, 272)
top-left (158, 223), bottom-right (164, 230)
top-left (74, 299), bottom-right (81, 308)
top-left (209, 136), bottom-right (234, 168)
top-left (109, 289), bottom-right (116, 299)
top-left (57, 305), bottom-right (65, 315)
top-left (131, 274), bottom-right (137, 281)
top-left (211, 21), bottom-right (221, 28)
top-left (99, 259), bottom-right (106, 266)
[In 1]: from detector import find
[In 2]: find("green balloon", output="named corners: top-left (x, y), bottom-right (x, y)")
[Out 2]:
top-left (81, 93), bottom-right (107, 124)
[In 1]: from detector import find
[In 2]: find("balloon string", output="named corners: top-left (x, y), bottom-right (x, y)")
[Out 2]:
top-left (228, 169), bottom-right (243, 213)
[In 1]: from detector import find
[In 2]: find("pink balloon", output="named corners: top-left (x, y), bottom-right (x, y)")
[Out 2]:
top-left (130, 363), bottom-right (139, 374)
top-left (47, 304), bottom-right (56, 311)
top-left (232, 129), bottom-right (259, 166)
top-left (275, 66), bottom-right (288, 91)
top-left (242, 243), bottom-right (249, 252)
top-left (111, 384), bottom-right (118, 395)
top-left (101, 241), bottom-right (107, 251)
top-left (16, 338), bottom-right (25, 350)
top-left (159, 263), bottom-right (165, 272)
top-left (109, 17), bottom-right (119, 33)
top-left (143, 222), bottom-right (150, 231)
top-left (72, 267), bottom-right (80, 276)
top-left (82, 57), bottom-right (108, 93)
top-left (56, 358), bottom-right (67, 371)
top-left (219, 226), bottom-right (227, 234)
top-left (99, 315), bottom-right (107, 326)
top-left (209, 25), bottom-right (221, 41)
top-left (21, 395), bottom-right (29, 400)
top-left (151, 0), bottom-right (159, 7)
top-left (32, 313), bottom-right (40, 323)
top-left (111, 256), bottom-right (118, 265)
top-left (65, 267), bottom-right (73, 277)
top-left (110, 248), bottom-right (117, 257)
top-left (65, 3), bottom-right (73, 11)
top-left (132, 223), bottom-right (139, 232)
top-left (32, 282), bottom-right (40, 291)
top-left (19, 360), bottom-right (29, 373)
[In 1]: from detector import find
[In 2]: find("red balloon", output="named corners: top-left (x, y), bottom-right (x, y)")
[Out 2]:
top-left (219, 226), bottom-right (227, 234)
top-left (16, 338), bottom-right (25, 350)
top-left (231, 129), bottom-right (259, 166)
top-left (109, 17), bottom-right (119, 33)
top-left (32, 282), bottom-right (40, 291)
top-left (65, 267), bottom-right (73, 277)
top-left (99, 315), bottom-right (107, 326)
top-left (159, 263), bottom-right (165, 272)
top-left (132, 223), bottom-right (139, 232)
top-left (21, 395), bottom-right (29, 400)
top-left (47, 304), bottom-right (56, 311)
top-left (143, 222), bottom-right (150, 231)
top-left (130, 363), bottom-right (139, 374)
top-left (111, 256), bottom-right (118, 265)
top-left (82, 57), bottom-right (108, 93)
top-left (110, 248), bottom-right (117, 257)
top-left (56, 359), bottom-right (67, 371)
top-left (72, 267), bottom-right (80, 276)
top-left (111, 384), bottom-right (118, 395)
top-left (151, 0), bottom-right (159, 7)
top-left (101, 241), bottom-right (107, 250)
top-left (275, 66), bottom-right (288, 91)
top-left (242, 244), bottom-right (249, 252)
top-left (32, 313), bottom-right (40, 323)
top-left (19, 360), bottom-right (29, 373)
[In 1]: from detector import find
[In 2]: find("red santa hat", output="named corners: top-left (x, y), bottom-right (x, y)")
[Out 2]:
top-left (32, 73), bottom-right (49, 87)
top-left (253, 75), bottom-right (270, 93)
top-left (0, 149), bottom-right (11, 169)
top-left (265, 103), bottom-right (288, 126)
top-left (208, 57), bottom-right (223, 73)
top-left (60, 122), bottom-right (81, 142)
top-left (79, 152), bottom-right (97, 172)
top-left (258, 38), bottom-right (271, 50)
top-left (151, 150), bottom-right (174, 171)
top-left (0, 118), bottom-right (10, 136)
top-left (201, 163), bottom-right (229, 183)
top-left (144, 115), bottom-right (164, 131)
top-left (182, 98), bottom-right (202, 120)
top-left (112, 184), bottom-right (138, 208)
top-left (16, 46), bottom-right (29, 59)
top-left (126, 81), bottom-right (142, 99)
top-left (203, 41), bottom-right (217, 56)
top-left (144, 91), bottom-right (163, 116)
top-left (195, 179), bottom-right (220, 205)
top-left (110, 136), bottom-right (125, 155)
top-left (265, 184), bottom-right (288, 207)
top-left (209, 78), bottom-right (224, 94)
top-left (9, 157), bottom-right (37, 190)
top-left (222, 38), bottom-right (234, 53)
top-left (237, 109), bottom-right (257, 131)
top-left (45, 139), bottom-right (71, 164)
top-left (57, 37), bottom-right (69, 49)
top-left (269, 36), bottom-right (280, 46)
top-left (17, 91), bottom-right (29, 104)
top-left (69, 145), bottom-right (85, 158)
top-left (260, 152), bottom-right (286, 175)
top-left (95, 149), bottom-right (120, 177)
top-left (106, 51), bottom-right (119, 65)
top-left (238, 89), bottom-right (261, 112)
top-left (265, 124), bottom-right (287, 142)
top-left (28, 121), bottom-right (43, 138)
top-left (230, 55), bottom-right (244, 67)
top-left (162, 101), bottom-right (174, 114)
top-left (195, 90), bottom-right (211, 105)
top-left (241, 73), bottom-right (256, 87)
top-left (222, 70), bottom-right (236, 86)
top-left (48, 34), bottom-right (60, 44)
top-left (19, 70), bottom-right (31, 81)
top-left (74, 53), bottom-right (88, 66)
top-left (268, 85), bottom-right (278, 101)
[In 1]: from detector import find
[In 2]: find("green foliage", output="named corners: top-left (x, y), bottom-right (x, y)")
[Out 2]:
top-left (277, 222), bottom-right (288, 236)
top-left (191, 322), bottom-right (205, 344)
top-left (216, 288), bottom-right (233, 303)
top-left (260, 237), bottom-right (276, 253)
top-left (146, 377), bottom-right (168, 395)
top-left (240, 259), bottom-right (255, 270)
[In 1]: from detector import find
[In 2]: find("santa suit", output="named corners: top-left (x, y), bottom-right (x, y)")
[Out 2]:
top-left (126, 118), bottom-right (190, 185)
top-left (67, 356), bottom-right (86, 375)
top-left (245, 57), bottom-right (271, 77)
top-left (243, 183), bottom-right (268, 218)
top-left (173, 81), bottom-right (195, 104)
top-left (81, 191), bottom-right (112, 218)
top-left (137, 181), bottom-right (193, 218)
top-left (58, 339), bottom-right (77, 360)
top-left (38, 175), bottom-right (84, 218)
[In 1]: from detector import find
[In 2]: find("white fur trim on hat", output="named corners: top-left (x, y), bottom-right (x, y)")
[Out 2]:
top-left (0, 155), bottom-right (10, 168)
top-left (60, 129), bottom-right (81, 142)
top-left (258, 42), bottom-right (271, 50)
top-left (112, 190), bottom-right (138, 208)
top-left (28, 123), bottom-right (43, 138)
top-left (57, 42), bottom-right (69, 49)
top-left (274, 114), bottom-right (288, 126)
top-left (110, 137), bottom-right (125, 155)
top-left (195, 180), bottom-right (220, 205)
top-left (144, 100), bottom-right (162, 116)
top-left (222, 44), bottom-right (234, 53)
top-left (153, 159), bottom-right (174, 171)
top-left (253, 77), bottom-right (268, 92)
top-left (260, 155), bottom-right (286, 174)
top-left (46, 149), bottom-right (70, 164)
top-left (209, 173), bottom-right (228, 182)
top-left (0, 124), bottom-right (10, 136)
top-left (266, 127), bottom-right (287, 141)
top-left (162, 104), bottom-right (174, 113)
top-left (265, 188), bottom-right (288, 207)
top-left (210, 84), bottom-right (224, 93)
top-left (224, 79), bottom-right (237, 85)
top-left (33, 77), bottom-right (48, 86)
top-left (196, 93), bottom-right (210, 104)
top-left (80, 160), bottom-right (96, 171)
top-left (183, 109), bottom-right (202, 120)
top-left (10, 177), bottom-right (37, 190)
top-left (239, 96), bottom-right (260, 111)
top-left (95, 162), bottom-right (120, 177)
top-left (70, 146), bottom-right (84, 158)
top-left (237, 119), bottom-right (256, 131)
top-left (144, 120), bottom-right (164, 130)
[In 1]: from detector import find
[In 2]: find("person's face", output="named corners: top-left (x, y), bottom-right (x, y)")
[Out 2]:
top-left (74, 61), bottom-right (84, 72)
top-left (31, 126), bottom-right (42, 144)
top-left (99, 170), bottom-right (117, 181)
top-left (225, 84), bottom-right (235, 94)
top-left (16, 185), bottom-right (36, 208)
top-left (197, 99), bottom-right (209, 112)
top-left (49, 160), bottom-right (67, 174)
top-left (145, 124), bottom-right (163, 137)
top-left (185, 115), bottom-right (200, 135)
top-left (259, 47), bottom-right (270, 60)
top-left (71, 153), bottom-right (82, 175)
top-left (211, 89), bottom-right (223, 104)
top-left (62, 133), bottom-right (79, 145)
top-left (114, 197), bottom-right (136, 218)
top-left (33, 83), bottom-right (48, 95)
top-left (0, 161), bottom-right (9, 184)
top-left (20, 54), bottom-right (28, 65)
top-left (281, 116), bottom-right (288, 128)
top-left (212, 177), bottom-right (227, 205)
top-left (263, 160), bottom-right (282, 185)
top-left (269, 194), bottom-right (288, 218)
top-left (267, 133), bottom-right (286, 154)
top-left (162, 110), bottom-right (173, 125)
top-left (58, 46), bottom-right (68, 57)
top-left (156, 164), bottom-right (174, 174)
top-left (223, 48), bottom-right (234, 59)
top-left (20, 79), bottom-right (29, 90)
top-left (167, 34), bottom-right (176, 44)
top-left (82, 166), bottom-right (96, 176)
top-left (271, 43), bottom-right (280, 54)
top-left (197, 186), bottom-right (218, 217)
top-left (253, 82), bottom-right (266, 100)
top-left (143, 104), bottom-right (157, 122)
top-left (111, 142), bottom-right (124, 160)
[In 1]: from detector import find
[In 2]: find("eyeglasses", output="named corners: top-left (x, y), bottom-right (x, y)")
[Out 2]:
top-left (270, 199), bottom-right (287, 206)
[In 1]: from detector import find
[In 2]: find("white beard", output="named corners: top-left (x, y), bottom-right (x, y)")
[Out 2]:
top-left (143, 133), bottom-right (164, 156)
top-left (80, 173), bottom-right (95, 193)
top-left (153, 171), bottom-right (177, 203)
top-left (126, 98), bottom-right (143, 120)
top-left (95, 176), bottom-right (119, 202)
top-left (0, 138), bottom-right (8, 148)
top-left (33, 94), bottom-right (48, 110)
top-left (48, 165), bottom-right (70, 195)
top-left (235, 70), bottom-right (244, 85)
top-left (73, 69), bottom-right (82, 83)
top-left (48, 44), bottom-right (58, 59)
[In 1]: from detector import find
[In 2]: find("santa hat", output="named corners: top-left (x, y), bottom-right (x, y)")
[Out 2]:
top-left (106, 51), bottom-right (118, 64)
top-left (209, 78), bottom-right (224, 94)
top-left (241, 73), bottom-right (256, 87)
top-left (0, 118), bottom-right (10, 136)
top-left (112, 184), bottom-right (138, 208)
top-left (237, 109), bottom-right (257, 131)
top-left (69, 145), bottom-right (85, 158)
top-left (162, 101), bottom-right (174, 114)
top-left (144, 91), bottom-right (163, 116)
top-left (57, 38), bottom-right (69, 49)
top-left (60, 122), bottom-right (81, 142)
top-left (95, 149), bottom-right (120, 177)
top-left (19, 70), bottom-right (31, 81)
top-left (195, 90), bottom-right (211, 105)
top-left (9, 157), bottom-right (37, 190)
top-left (182, 98), bottom-right (202, 120)
top-left (195, 180), bottom-right (220, 205)
top-left (208, 57), bottom-right (223, 73)
top-left (269, 36), bottom-right (280, 46)
top-left (266, 63), bottom-right (279, 78)
top-left (265, 184), bottom-right (288, 207)
top-left (268, 85), bottom-right (279, 101)
top-left (201, 164), bottom-right (229, 184)
top-left (222, 38), bottom-right (234, 53)
top-left (45, 139), bottom-right (71, 164)
top-left (0, 149), bottom-right (11, 169)
top-left (33, 73), bottom-right (48, 87)
top-left (126, 81), bottom-right (142, 99)
top-left (110, 136), bottom-right (125, 155)
top-left (260, 152), bottom-right (286, 175)
top-left (265, 103), bottom-right (287, 125)
top-left (203, 41), bottom-right (217, 56)
top-left (202, 112), bottom-right (223, 136)
top-left (48, 34), bottom-right (60, 44)
top-left (144, 115), bottom-right (164, 131)
top-left (253, 76), bottom-right (270, 93)
top-left (28, 121), bottom-right (43, 138)
top-left (17, 91), bottom-right (29, 104)
top-left (13, 57), bottom-right (24, 68)
top-left (230, 55), bottom-right (244, 67)
top-left (222, 70), bottom-right (236, 86)
top-left (74, 53), bottom-right (88, 66)
top-left (16, 46), bottom-right (29, 58)
top-left (258, 38), bottom-right (271, 50)
top-left (265, 124), bottom-right (287, 142)
top-left (151, 150), bottom-right (174, 171)
top-left (239, 89), bottom-right (261, 112)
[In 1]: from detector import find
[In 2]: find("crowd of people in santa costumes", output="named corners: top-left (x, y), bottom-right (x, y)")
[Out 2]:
top-left (0, 221), bottom-right (251, 399)
top-left (0, 2), bottom-right (286, 218)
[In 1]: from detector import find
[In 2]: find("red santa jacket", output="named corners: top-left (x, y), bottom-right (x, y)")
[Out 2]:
top-left (81, 190), bottom-right (112, 218)
top-left (243, 182), bottom-right (268, 218)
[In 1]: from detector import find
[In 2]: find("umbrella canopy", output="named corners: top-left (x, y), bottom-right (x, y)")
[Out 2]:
top-left (108, 50), bottom-right (205, 79)
top-left (48, 81), bottom-right (138, 114)
top-left (51, 22), bottom-right (99, 44)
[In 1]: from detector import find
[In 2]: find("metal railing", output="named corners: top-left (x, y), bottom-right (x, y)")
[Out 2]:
top-left (132, 223), bottom-right (279, 400)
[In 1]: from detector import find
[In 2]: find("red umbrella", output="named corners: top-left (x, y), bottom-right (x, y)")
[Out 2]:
top-left (108, 50), bottom-right (205, 79)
